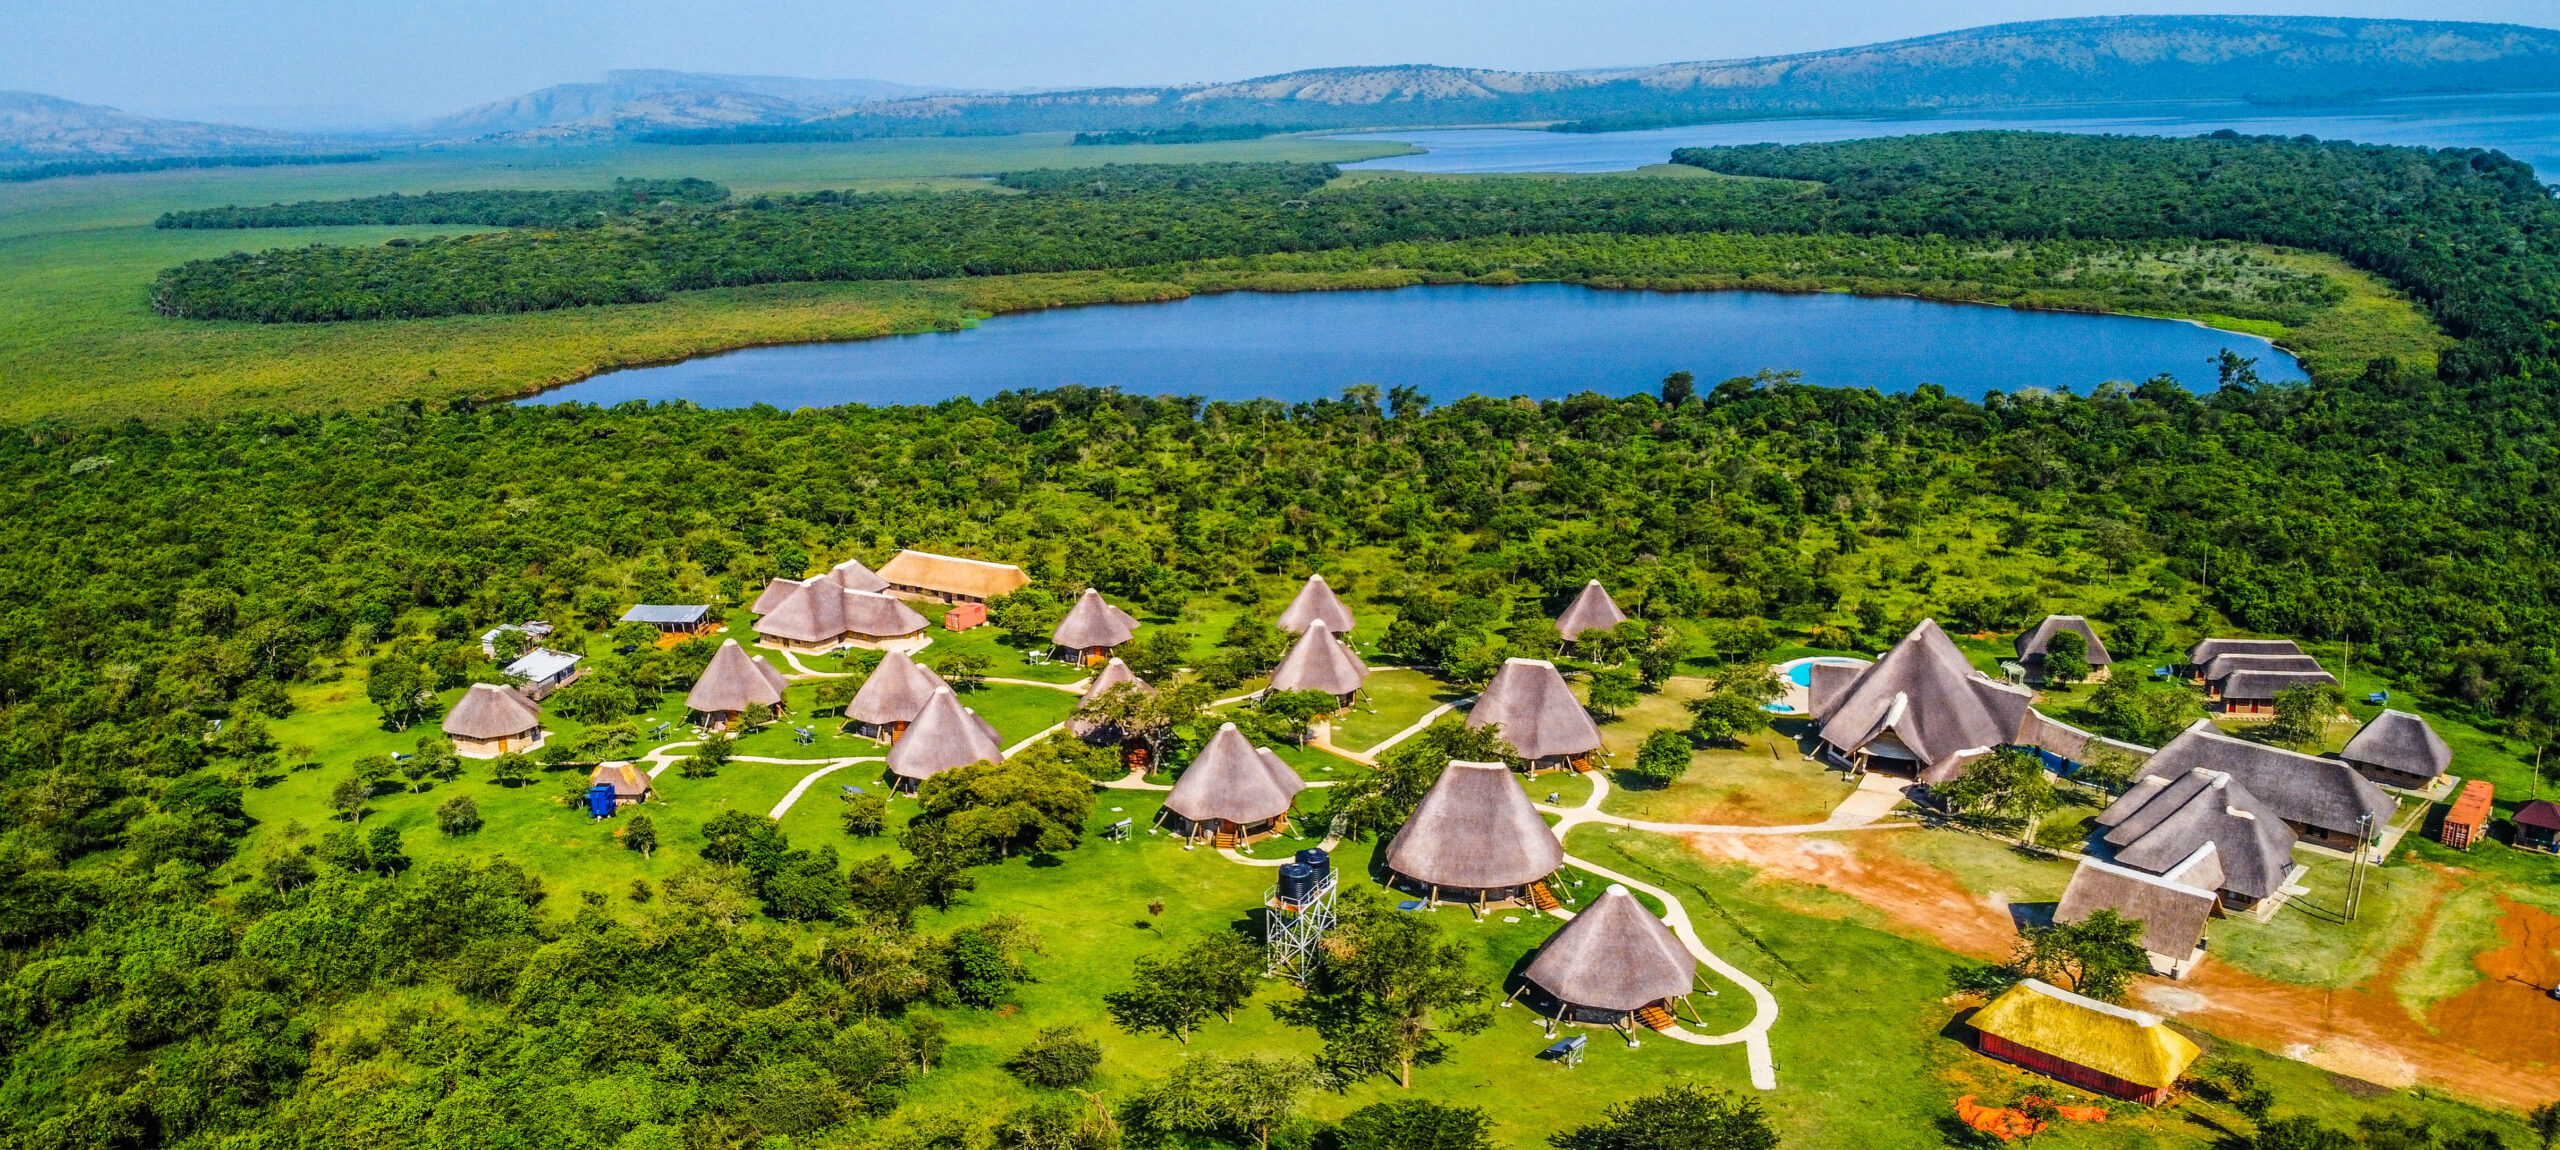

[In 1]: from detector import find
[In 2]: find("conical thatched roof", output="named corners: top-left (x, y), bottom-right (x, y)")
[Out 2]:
top-left (2341, 709), bottom-right (2452, 780)
top-left (1051, 588), bottom-right (1139, 650)
top-left (1276, 574), bottom-right (1356, 636)
top-left (1524, 884), bottom-right (1696, 1011)
top-left (1069, 658), bottom-right (1152, 739)
top-left (1970, 979), bottom-right (2201, 1091)
top-left (750, 578), bottom-right (803, 615)
top-left (1468, 658), bottom-right (1601, 762)
top-left (443, 683), bottom-right (541, 740)
top-left (1166, 722), bottom-right (1305, 825)
top-left (1269, 619), bottom-right (1368, 697)
top-left (1387, 760), bottom-right (1563, 890)
top-left (1811, 618), bottom-right (2035, 784)
top-left (845, 650), bottom-right (945, 726)
top-left (756, 580), bottom-right (927, 644)
top-left (823, 556), bottom-right (891, 593)
top-left (888, 687), bottom-right (1005, 782)
top-left (1556, 580), bottom-right (1628, 641)
top-left (687, 639), bottom-right (788, 715)
top-left (590, 761), bottom-right (652, 801)
top-left (2016, 615), bottom-right (2114, 668)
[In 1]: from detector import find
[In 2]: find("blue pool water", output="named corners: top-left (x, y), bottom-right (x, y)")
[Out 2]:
top-left (525, 282), bottom-right (2302, 409)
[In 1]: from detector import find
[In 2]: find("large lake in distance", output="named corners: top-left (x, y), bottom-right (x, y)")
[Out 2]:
top-left (1332, 92), bottom-right (2560, 174)
top-left (525, 284), bottom-right (2302, 409)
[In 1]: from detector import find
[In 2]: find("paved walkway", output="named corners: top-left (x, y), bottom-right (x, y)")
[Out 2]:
top-left (768, 757), bottom-right (887, 819)
top-left (1559, 852), bottom-right (1781, 1089)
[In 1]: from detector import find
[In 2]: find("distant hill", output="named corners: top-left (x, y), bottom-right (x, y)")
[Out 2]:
top-left (421, 70), bottom-right (949, 141)
top-left (0, 90), bottom-right (315, 159)
top-left (656, 15), bottom-right (2560, 141)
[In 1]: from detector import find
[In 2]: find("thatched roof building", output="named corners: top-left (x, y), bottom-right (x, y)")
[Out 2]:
top-left (1809, 619), bottom-right (2036, 784)
top-left (2093, 765), bottom-right (2295, 908)
top-left (1276, 574), bottom-right (1356, 636)
top-left (1386, 760), bottom-right (1563, 901)
top-left (2182, 637), bottom-right (2302, 675)
top-left (1269, 619), bottom-right (1368, 704)
top-left (2142, 719), bottom-right (2392, 849)
top-left (844, 650), bottom-right (946, 739)
top-left (753, 557), bottom-right (891, 613)
top-left (878, 549), bottom-right (1029, 604)
top-left (687, 639), bottom-right (789, 725)
top-left (1555, 580), bottom-right (1629, 642)
top-left (590, 761), bottom-right (652, 807)
top-left (2055, 856), bottom-right (2218, 976)
top-left (1970, 979), bottom-right (2201, 1105)
top-left (1068, 658), bottom-right (1151, 741)
top-left (1162, 723), bottom-right (1305, 842)
top-left (2197, 652), bottom-right (2327, 685)
top-left (886, 686), bottom-right (1004, 789)
top-left (443, 683), bottom-right (544, 758)
top-left (753, 579), bottom-right (929, 653)
top-left (2015, 616), bottom-right (2113, 674)
top-left (1051, 588), bottom-right (1139, 659)
top-left (2340, 709), bottom-right (2452, 789)
top-left (1468, 658), bottom-right (1601, 772)
top-left (1523, 884), bottom-right (1696, 1018)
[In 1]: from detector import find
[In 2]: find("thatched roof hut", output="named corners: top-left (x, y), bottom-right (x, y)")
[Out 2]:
top-left (1051, 588), bottom-right (1139, 654)
top-left (590, 761), bottom-right (653, 806)
top-left (1069, 658), bottom-right (1152, 741)
top-left (1387, 759), bottom-right (1563, 897)
top-left (1269, 619), bottom-right (1367, 701)
top-left (1276, 574), bottom-right (1356, 636)
top-left (1523, 884), bottom-right (1695, 1013)
top-left (2183, 637), bottom-right (2302, 674)
top-left (755, 579), bottom-right (929, 651)
top-left (1969, 979), bottom-right (2201, 1105)
top-left (2340, 709), bottom-right (2452, 789)
top-left (1810, 619), bottom-right (2036, 784)
top-left (845, 650), bottom-right (946, 729)
top-left (887, 687), bottom-right (1004, 787)
top-left (2015, 615), bottom-right (2113, 672)
top-left (1556, 580), bottom-right (1628, 642)
top-left (2094, 765), bottom-right (2295, 908)
top-left (1468, 658), bottom-right (1601, 770)
top-left (687, 639), bottom-right (788, 719)
top-left (443, 682), bottom-right (542, 745)
top-left (1164, 722), bottom-right (1305, 832)
top-left (2141, 719), bottom-right (2392, 848)
top-left (2054, 857), bottom-right (2218, 974)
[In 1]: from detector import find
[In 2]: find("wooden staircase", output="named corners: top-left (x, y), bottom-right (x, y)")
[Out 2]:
top-left (1527, 882), bottom-right (1561, 911)
top-left (1214, 826), bottom-right (1240, 850)
top-left (1635, 1004), bottom-right (1677, 1031)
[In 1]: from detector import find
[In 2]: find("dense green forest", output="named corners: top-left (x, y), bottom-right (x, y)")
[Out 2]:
top-left (0, 152), bottom-right (377, 185)
top-left (153, 178), bottom-right (730, 230)
top-left (7, 354), bottom-right (2560, 1142)
top-left (148, 133), bottom-right (2557, 395)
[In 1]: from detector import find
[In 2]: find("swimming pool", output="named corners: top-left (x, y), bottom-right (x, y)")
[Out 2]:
top-left (1768, 656), bottom-right (1873, 714)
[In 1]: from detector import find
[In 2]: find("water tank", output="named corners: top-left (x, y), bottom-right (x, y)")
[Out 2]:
top-left (1295, 847), bottom-right (1330, 877)
top-left (1276, 862), bottom-right (1315, 904)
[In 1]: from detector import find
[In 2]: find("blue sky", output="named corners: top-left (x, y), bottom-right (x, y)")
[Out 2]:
top-left (8, 0), bottom-right (2558, 127)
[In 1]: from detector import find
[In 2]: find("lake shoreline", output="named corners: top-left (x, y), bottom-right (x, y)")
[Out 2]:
top-left (512, 274), bottom-right (2314, 410)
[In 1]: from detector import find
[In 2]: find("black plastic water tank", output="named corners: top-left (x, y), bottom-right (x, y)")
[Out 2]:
top-left (1295, 847), bottom-right (1330, 876)
top-left (1276, 862), bottom-right (1314, 903)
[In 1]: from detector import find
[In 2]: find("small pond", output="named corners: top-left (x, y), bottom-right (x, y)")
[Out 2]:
top-left (523, 283), bottom-right (2303, 409)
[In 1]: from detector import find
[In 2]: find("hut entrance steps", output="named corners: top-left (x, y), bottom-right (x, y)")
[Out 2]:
top-left (1635, 1004), bottom-right (1677, 1031)
top-left (1527, 882), bottom-right (1561, 912)
top-left (1214, 826), bottom-right (1240, 850)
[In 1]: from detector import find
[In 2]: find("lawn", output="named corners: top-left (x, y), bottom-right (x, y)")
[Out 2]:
top-left (1591, 681), bottom-right (1854, 826)
top-left (1327, 668), bottom-right (1465, 752)
top-left (2207, 854), bottom-right (2443, 991)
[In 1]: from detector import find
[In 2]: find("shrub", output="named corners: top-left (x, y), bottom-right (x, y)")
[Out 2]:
top-left (1003, 1025), bottom-right (1105, 1087)
top-left (435, 794), bottom-right (482, 835)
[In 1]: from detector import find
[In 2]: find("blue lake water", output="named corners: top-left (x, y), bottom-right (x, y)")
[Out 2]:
top-left (1333, 92), bottom-right (2560, 175)
top-left (526, 283), bottom-right (2303, 409)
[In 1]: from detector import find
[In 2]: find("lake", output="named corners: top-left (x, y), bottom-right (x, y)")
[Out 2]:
top-left (523, 283), bottom-right (2302, 409)
top-left (1333, 91), bottom-right (2560, 175)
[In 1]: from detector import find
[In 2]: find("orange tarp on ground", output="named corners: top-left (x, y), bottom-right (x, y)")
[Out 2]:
top-left (1954, 1096), bottom-right (2107, 1141)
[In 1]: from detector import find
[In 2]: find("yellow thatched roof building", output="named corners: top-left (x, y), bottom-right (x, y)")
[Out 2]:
top-left (1970, 979), bottom-right (2200, 1104)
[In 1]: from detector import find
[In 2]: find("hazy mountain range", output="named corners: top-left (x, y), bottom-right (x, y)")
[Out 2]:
top-left (10, 15), bottom-right (2560, 160)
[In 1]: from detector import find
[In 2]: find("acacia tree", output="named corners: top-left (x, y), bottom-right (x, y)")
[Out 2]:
top-left (1626, 727), bottom-right (1694, 788)
top-left (1128, 1052), bottom-right (1310, 1150)
top-left (1324, 720), bottom-right (1512, 842)
top-left (2041, 629), bottom-right (2092, 687)
top-left (2265, 682), bottom-right (2348, 751)
top-left (1686, 662), bottom-right (1784, 747)
top-left (1935, 746), bottom-right (2064, 844)
top-left (2012, 909), bottom-right (2148, 1002)
top-left (1551, 1083), bottom-right (1778, 1150)
top-left (1281, 892), bottom-right (1489, 1088)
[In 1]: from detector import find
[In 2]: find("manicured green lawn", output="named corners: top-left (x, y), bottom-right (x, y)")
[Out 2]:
top-left (1329, 668), bottom-right (1466, 751)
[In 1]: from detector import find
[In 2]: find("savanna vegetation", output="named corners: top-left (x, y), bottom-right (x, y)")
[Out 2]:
top-left (154, 177), bottom-right (730, 229)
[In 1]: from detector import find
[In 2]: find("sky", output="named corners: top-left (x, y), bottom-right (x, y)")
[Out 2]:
top-left (8, 0), bottom-right (2560, 128)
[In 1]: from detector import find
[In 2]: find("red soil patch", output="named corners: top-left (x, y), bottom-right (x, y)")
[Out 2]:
top-left (2138, 898), bottom-right (2560, 1110)
top-left (1683, 831), bottom-right (2018, 960)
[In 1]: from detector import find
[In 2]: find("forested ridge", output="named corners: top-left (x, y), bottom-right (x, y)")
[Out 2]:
top-left (153, 178), bottom-right (730, 230)
top-left (144, 133), bottom-right (2560, 391)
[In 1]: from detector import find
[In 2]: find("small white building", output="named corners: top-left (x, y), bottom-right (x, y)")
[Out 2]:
top-left (503, 647), bottom-right (584, 700)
